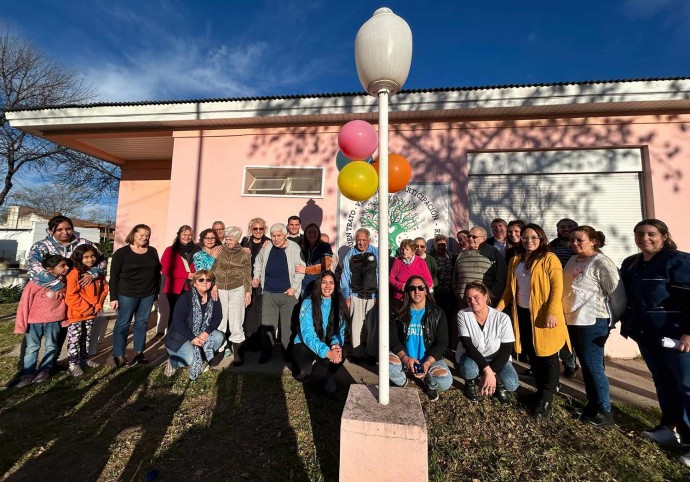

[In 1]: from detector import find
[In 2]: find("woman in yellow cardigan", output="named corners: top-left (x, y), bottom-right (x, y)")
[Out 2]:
top-left (497, 223), bottom-right (570, 419)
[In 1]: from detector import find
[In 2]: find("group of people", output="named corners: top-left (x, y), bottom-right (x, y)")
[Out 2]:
top-left (12, 213), bottom-right (690, 466)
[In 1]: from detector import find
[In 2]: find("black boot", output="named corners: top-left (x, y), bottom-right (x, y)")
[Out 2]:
top-left (494, 383), bottom-right (510, 404)
top-left (232, 342), bottom-right (244, 367)
top-left (259, 327), bottom-right (273, 364)
top-left (463, 378), bottom-right (478, 401)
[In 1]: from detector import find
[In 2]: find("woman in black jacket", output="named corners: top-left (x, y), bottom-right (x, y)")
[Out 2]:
top-left (620, 219), bottom-right (690, 463)
top-left (164, 270), bottom-right (224, 380)
top-left (388, 275), bottom-right (452, 402)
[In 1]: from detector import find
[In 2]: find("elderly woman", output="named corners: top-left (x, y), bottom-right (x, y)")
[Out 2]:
top-left (457, 281), bottom-right (518, 403)
top-left (389, 276), bottom-right (452, 402)
top-left (253, 223), bottom-right (305, 363)
top-left (109, 224), bottom-right (161, 367)
top-left (497, 223), bottom-right (569, 419)
top-left (209, 226), bottom-right (252, 366)
top-left (414, 237), bottom-right (438, 288)
top-left (619, 220), bottom-right (690, 462)
top-left (241, 218), bottom-right (270, 350)
top-left (562, 226), bottom-right (626, 427)
top-left (161, 225), bottom-right (200, 327)
top-left (296, 223), bottom-right (333, 297)
top-left (164, 270), bottom-right (225, 379)
top-left (389, 239), bottom-right (433, 304)
top-left (193, 228), bottom-right (223, 271)
top-left (292, 270), bottom-right (347, 393)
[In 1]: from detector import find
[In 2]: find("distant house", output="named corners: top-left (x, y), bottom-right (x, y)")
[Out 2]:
top-left (0, 205), bottom-right (109, 266)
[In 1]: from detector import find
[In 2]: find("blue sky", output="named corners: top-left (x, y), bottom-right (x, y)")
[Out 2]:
top-left (2, 0), bottom-right (689, 103)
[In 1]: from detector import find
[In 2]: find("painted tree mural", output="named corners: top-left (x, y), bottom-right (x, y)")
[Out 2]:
top-left (359, 195), bottom-right (425, 249)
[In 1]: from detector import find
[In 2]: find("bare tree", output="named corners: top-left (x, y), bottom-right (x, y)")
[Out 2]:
top-left (9, 182), bottom-right (100, 219)
top-left (0, 26), bottom-right (119, 208)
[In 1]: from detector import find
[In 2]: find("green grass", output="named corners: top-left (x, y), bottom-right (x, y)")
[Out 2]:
top-left (0, 313), bottom-right (687, 481)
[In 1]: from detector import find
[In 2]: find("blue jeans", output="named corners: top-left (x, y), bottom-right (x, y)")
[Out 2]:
top-left (23, 322), bottom-right (61, 376)
top-left (389, 353), bottom-right (453, 391)
top-left (457, 354), bottom-right (520, 392)
top-left (638, 338), bottom-right (690, 440)
top-left (112, 294), bottom-right (157, 357)
top-left (570, 318), bottom-right (611, 412)
top-left (166, 330), bottom-right (224, 368)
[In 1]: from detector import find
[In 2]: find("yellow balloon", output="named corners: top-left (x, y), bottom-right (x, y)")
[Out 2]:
top-left (338, 161), bottom-right (378, 201)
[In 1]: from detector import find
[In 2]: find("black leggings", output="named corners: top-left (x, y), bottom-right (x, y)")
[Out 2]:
top-left (517, 306), bottom-right (560, 402)
top-left (291, 342), bottom-right (343, 382)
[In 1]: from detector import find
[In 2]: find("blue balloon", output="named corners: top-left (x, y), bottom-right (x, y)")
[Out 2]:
top-left (336, 150), bottom-right (354, 171)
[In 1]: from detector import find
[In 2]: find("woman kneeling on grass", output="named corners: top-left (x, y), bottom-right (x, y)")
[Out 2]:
top-left (291, 270), bottom-right (347, 394)
top-left (456, 281), bottom-right (518, 403)
top-left (164, 270), bottom-right (225, 380)
top-left (389, 275), bottom-right (452, 402)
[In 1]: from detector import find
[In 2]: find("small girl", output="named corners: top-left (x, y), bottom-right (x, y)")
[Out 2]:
top-left (64, 245), bottom-right (109, 377)
top-left (14, 255), bottom-right (69, 388)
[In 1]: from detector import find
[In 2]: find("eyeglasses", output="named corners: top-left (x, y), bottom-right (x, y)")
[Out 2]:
top-left (467, 235), bottom-right (485, 240)
top-left (252, 227), bottom-right (264, 231)
top-left (521, 236), bottom-right (541, 242)
top-left (407, 285), bottom-right (426, 292)
top-left (203, 237), bottom-right (216, 241)
top-left (196, 278), bottom-right (214, 283)
top-left (415, 244), bottom-right (426, 249)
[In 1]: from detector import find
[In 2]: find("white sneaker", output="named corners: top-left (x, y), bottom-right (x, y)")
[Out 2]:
top-left (641, 426), bottom-right (681, 449)
top-left (68, 364), bottom-right (84, 378)
top-left (84, 359), bottom-right (101, 368)
top-left (164, 359), bottom-right (177, 378)
top-left (680, 451), bottom-right (690, 468)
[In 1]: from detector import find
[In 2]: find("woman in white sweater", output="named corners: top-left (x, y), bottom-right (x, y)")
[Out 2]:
top-left (562, 226), bottom-right (627, 427)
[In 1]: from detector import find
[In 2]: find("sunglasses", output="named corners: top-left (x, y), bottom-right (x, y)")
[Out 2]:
top-left (467, 235), bottom-right (484, 240)
top-left (407, 285), bottom-right (426, 292)
top-left (196, 278), bottom-right (214, 283)
top-left (252, 227), bottom-right (264, 231)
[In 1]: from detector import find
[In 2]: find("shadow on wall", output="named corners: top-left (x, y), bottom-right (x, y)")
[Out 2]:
top-left (299, 199), bottom-right (323, 228)
top-left (242, 82), bottom-right (687, 252)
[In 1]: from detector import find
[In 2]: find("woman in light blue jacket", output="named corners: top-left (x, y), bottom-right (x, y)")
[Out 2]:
top-left (292, 270), bottom-right (348, 394)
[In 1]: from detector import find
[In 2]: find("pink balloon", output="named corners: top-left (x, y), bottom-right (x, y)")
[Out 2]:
top-left (338, 120), bottom-right (378, 161)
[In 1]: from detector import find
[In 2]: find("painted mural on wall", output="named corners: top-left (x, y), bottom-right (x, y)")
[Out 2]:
top-left (338, 182), bottom-right (452, 250)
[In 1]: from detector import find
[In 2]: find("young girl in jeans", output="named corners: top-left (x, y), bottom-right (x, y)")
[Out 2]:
top-left (14, 255), bottom-right (69, 388)
top-left (64, 245), bottom-right (109, 377)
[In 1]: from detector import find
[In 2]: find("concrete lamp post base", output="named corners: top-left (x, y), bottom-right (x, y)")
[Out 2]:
top-left (339, 384), bottom-right (428, 481)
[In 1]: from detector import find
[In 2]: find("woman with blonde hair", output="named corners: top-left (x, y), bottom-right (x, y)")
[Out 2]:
top-left (497, 223), bottom-right (570, 419)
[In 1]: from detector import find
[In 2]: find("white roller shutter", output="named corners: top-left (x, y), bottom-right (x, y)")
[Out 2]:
top-left (467, 149), bottom-right (645, 267)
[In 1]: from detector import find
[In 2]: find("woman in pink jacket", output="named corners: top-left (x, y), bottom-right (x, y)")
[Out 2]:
top-left (389, 239), bottom-right (433, 304)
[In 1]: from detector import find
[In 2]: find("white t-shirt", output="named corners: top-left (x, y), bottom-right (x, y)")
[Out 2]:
top-left (515, 261), bottom-right (531, 309)
top-left (456, 307), bottom-right (515, 360)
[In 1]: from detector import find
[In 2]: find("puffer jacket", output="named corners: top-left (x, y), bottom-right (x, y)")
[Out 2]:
top-left (620, 249), bottom-right (690, 341)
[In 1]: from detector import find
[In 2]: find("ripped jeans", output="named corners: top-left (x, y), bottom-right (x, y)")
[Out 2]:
top-left (389, 352), bottom-right (453, 391)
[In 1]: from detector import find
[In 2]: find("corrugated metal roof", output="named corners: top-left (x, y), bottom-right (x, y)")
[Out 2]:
top-left (7, 76), bottom-right (690, 112)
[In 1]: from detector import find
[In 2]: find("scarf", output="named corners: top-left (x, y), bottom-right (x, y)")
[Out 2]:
top-left (402, 254), bottom-right (415, 266)
top-left (176, 242), bottom-right (199, 266)
top-left (189, 288), bottom-right (215, 380)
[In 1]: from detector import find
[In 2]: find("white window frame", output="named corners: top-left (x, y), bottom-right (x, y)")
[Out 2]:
top-left (242, 165), bottom-right (325, 198)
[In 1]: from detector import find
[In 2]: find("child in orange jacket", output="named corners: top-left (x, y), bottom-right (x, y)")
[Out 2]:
top-left (65, 245), bottom-right (108, 377)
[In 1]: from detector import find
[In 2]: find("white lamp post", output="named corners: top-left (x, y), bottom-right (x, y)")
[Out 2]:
top-left (355, 7), bottom-right (412, 405)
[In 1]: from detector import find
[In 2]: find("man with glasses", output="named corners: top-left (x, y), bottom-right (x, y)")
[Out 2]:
top-left (548, 218), bottom-right (580, 377)
top-left (341, 228), bottom-right (379, 364)
top-left (212, 221), bottom-right (225, 245)
top-left (453, 227), bottom-right (507, 309)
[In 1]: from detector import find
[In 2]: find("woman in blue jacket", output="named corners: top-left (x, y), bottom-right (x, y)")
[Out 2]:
top-left (620, 219), bottom-right (690, 465)
top-left (292, 270), bottom-right (347, 394)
